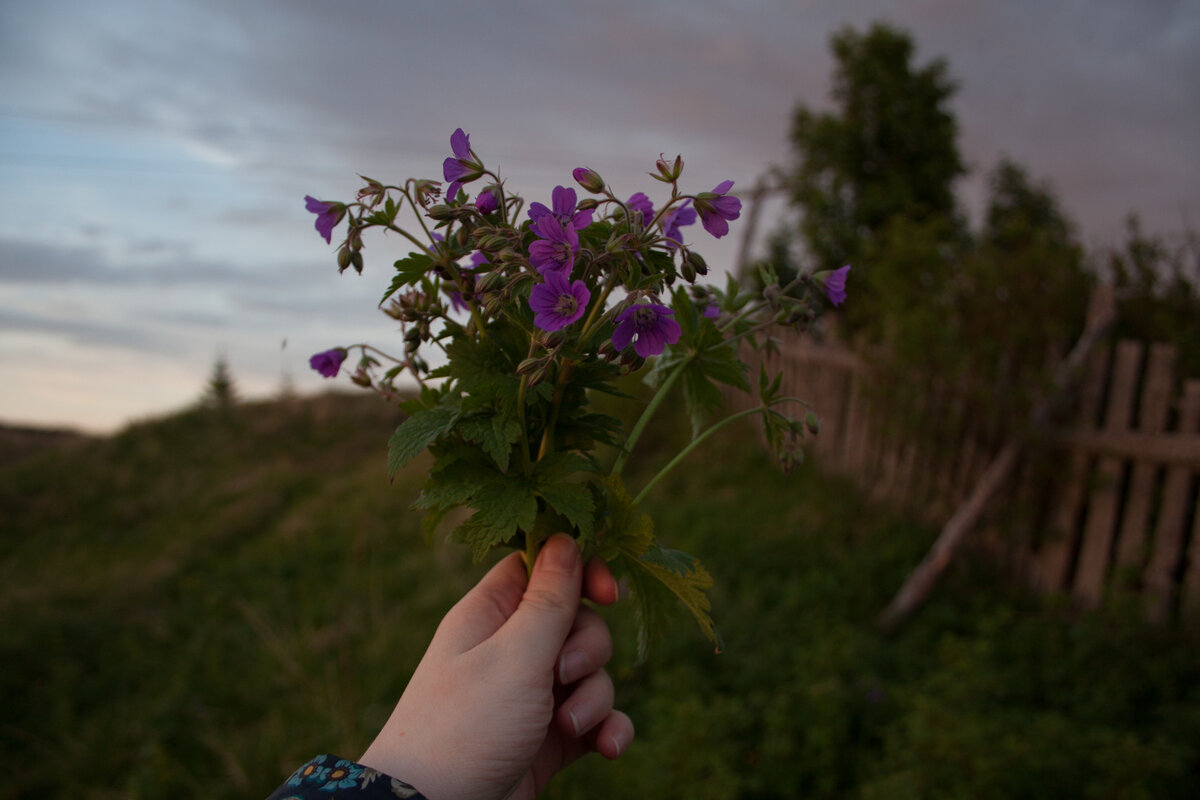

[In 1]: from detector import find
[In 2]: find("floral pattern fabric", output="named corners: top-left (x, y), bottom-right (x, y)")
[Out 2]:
top-left (267, 754), bottom-right (426, 799)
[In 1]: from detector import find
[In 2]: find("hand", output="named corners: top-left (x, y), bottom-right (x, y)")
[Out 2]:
top-left (359, 534), bottom-right (634, 800)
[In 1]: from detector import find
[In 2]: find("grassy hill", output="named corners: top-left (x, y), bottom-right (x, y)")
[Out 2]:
top-left (2, 392), bottom-right (1198, 799)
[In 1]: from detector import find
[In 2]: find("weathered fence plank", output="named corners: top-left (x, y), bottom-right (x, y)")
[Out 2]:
top-left (1074, 340), bottom-right (1145, 606)
top-left (1035, 341), bottom-right (1110, 592)
top-left (1145, 380), bottom-right (1200, 622)
top-left (1115, 343), bottom-right (1178, 574)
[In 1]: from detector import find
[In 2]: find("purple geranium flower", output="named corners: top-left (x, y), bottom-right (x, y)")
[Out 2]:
top-left (528, 185), bottom-right (593, 230)
top-left (304, 195), bottom-right (345, 244)
top-left (693, 180), bottom-right (741, 238)
top-left (702, 301), bottom-right (720, 319)
top-left (820, 264), bottom-right (851, 307)
top-left (660, 201), bottom-right (697, 248)
top-left (529, 270), bottom-right (590, 332)
top-left (443, 128), bottom-right (483, 203)
top-left (528, 215), bottom-right (579, 276)
top-left (626, 192), bottom-right (654, 226)
top-left (474, 187), bottom-right (498, 214)
top-left (309, 348), bottom-right (347, 378)
top-left (612, 303), bottom-right (682, 358)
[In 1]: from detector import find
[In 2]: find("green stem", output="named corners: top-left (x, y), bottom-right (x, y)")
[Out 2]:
top-left (633, 406), bottom-right (761, 505)
top-left (610, 359), bottom-right (687, 476)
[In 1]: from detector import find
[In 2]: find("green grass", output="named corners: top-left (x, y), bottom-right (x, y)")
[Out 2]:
top-left (2, 392), bottom-right (1198, 799)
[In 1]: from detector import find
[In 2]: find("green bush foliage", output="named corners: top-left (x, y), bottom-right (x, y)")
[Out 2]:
top-left (3, 393), bottom-right (1197, 798)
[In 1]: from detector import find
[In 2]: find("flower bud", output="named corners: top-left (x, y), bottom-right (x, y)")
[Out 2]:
top-left (350, 251), bottom-right (363, 274)
top-left (572, 166), bottom-right (605, 194)
top-left (350, 368), bottom-right (373, 388)
top-left (652, 153), bottom-right (684, 183)
top-left (337, 246), bottom-right (353, 273)
top-left (577, 198), bottom-right (600, 211)
top-left (427, 204), bottom-right (455, 221)
top-left (516, 357), bottom-right (544, 376)
top-left (805, 412), bottom-right (820, 435)
top-left (683, 250), bottom-right (708, 277)
top-left (680, 259), bottom-right (696, 283)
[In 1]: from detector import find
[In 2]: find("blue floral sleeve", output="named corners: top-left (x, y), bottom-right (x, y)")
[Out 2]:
top-left (266, 754), bottom-right (427, 799)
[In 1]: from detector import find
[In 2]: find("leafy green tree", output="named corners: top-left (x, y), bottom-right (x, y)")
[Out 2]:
top-left (1110, 216), bottom-right (1200, 376)
top-left (786, 23), bottom-right (965, 278)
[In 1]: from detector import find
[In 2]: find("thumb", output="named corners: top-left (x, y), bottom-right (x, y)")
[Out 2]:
top-left (500, 534), bottom-right (582, 669)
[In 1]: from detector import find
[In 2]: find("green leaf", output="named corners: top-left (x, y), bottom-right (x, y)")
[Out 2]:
top-left (537, 481), bottom-right (594, 540)
top-left (380, 253), bottom-right (434, 305)
top-left (595, 475), bottom-right (720, 659)
top-left (387, 403), bottom-right (460, 477)
top-left (456, 413), bottom-right (520, 472)
top-left (452, 478), bottom-right (539, 561)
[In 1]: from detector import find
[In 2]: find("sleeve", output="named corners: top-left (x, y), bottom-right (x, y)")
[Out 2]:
top-left (266, 754), bottom-right (428, 800)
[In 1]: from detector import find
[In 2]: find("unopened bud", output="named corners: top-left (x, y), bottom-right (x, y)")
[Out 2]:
top-left (805, 412), bottom-right (820, 435)
top-left (651, 153), bottom-right (684, 183)
top-left (350, 368), bottom-right (373, 388)
top-left (337, 246), bottom-right (353, 273)
top-left (683, 250), bottom-right (708, 277)
top-left (572, 166), bottom-right (605, 194)
top-left (516, 357), bottom-right (543, 376)
top-left (680, 259), bottom-right (696, 283)
top-left (577, 198), bottom-right (600, 211)
top-left (427, 204), bottom-right (455, 221)
top-left (350, 251), bottom-right (363, 274)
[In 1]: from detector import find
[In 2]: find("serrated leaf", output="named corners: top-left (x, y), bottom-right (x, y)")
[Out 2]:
top-left (537, 481), bottom-right (595, 540)
top-left (453, 478), bottom-right (538, 561)
top-left (387, 404), bottom-right (460, 477)
top-left (533, 451), bottom-right (591, 485)
top-left (380, 253), bottom-right (434, 305)
top-left (596, 475), bottom-right (719, 659)
top-left (456, 413), bottom-right (520, 472)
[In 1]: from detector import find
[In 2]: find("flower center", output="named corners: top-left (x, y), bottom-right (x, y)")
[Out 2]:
top-left (554, 294), bottom-right (579, 316)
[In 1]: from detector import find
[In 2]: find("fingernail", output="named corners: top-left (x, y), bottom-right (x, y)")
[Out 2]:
top-left (567, 708), bottom-right (581, 737)
top-left (608, 730), bottom-right (628, 757)
top-left (543, 533), bottom-right (579, 573)
top-left (558, 649), bottom-right (589, 684)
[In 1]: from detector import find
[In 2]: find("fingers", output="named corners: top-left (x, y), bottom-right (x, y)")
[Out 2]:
top-left (583, 556), bottom-right (619, 606)
top-left (501, 534), bottom-right (583, 669)
top-left (555, 668), bottom-right (635, 760)
top-left (556, 606), bottom-right (612, 685)
top-left (432, 551), bottom-right (529, 656)
top-left (591, 710), bottom-right (635, 760)
top-left (556, 668), bottom-right (614, 738)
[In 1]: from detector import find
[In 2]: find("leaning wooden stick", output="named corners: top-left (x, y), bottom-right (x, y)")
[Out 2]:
top-left (878, 286), bottom-right (1117, 631)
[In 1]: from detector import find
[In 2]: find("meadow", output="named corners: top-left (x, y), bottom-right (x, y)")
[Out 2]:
top-left (2, 392), bottom-right (1197, 799)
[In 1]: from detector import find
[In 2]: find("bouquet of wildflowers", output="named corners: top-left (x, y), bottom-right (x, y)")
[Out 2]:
top-left (304, 129), bottom-right (849, 654)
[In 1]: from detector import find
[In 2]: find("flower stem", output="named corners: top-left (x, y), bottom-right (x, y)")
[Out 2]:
top-left (632, 406), bottom-right (761, 505)
top-left (610, 358), bottom-right (687, 476)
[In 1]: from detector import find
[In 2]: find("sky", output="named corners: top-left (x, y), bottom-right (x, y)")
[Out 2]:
top-left (1, 0), bottom-right (1197, 433)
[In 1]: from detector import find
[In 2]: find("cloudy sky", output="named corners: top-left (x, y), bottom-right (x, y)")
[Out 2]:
top-left (2, 0), bottom-right (1197, 433)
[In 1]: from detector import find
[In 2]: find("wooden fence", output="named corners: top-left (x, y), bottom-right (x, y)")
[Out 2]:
top-left (743, 329), bottom-right (1200, 622)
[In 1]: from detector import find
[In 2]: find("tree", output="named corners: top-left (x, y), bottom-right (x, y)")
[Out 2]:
top-left (201, 353), bottom-right (238, 412)
top-left (786, 23), bottom-right (966, 281)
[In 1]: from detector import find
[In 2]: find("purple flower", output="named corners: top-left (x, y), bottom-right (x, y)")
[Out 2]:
top-left (528, 185), bottom-right (593, 230)
top-left (660, 201), bottom-right (697, 248)
top-left (612, 303), bottom-right (681, 358)
top-left (442, 128), bottom-right (483, 203)
top-left (626, 192), bottom-right (654, 226)
top-left (474, 187), bottom-right (498, 214)
top-left (702, 301), bottom-right (720, 319)
top-left (469, 250), bottom-right (490, 269)
top-left (529, 270), bottom-right (590, 332)
top-left (309, 348), bottom-right (347, 378)
top-left (528, 215), bottom-right (579, 276)
top-left (572, 166), bottom-right (605, 193)
top-left (693, 180), bottom-right (741, 238)
top-left (819, 264), bottom-right (851, 307)
top-left (304, 196), bottom-right (345, 244)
